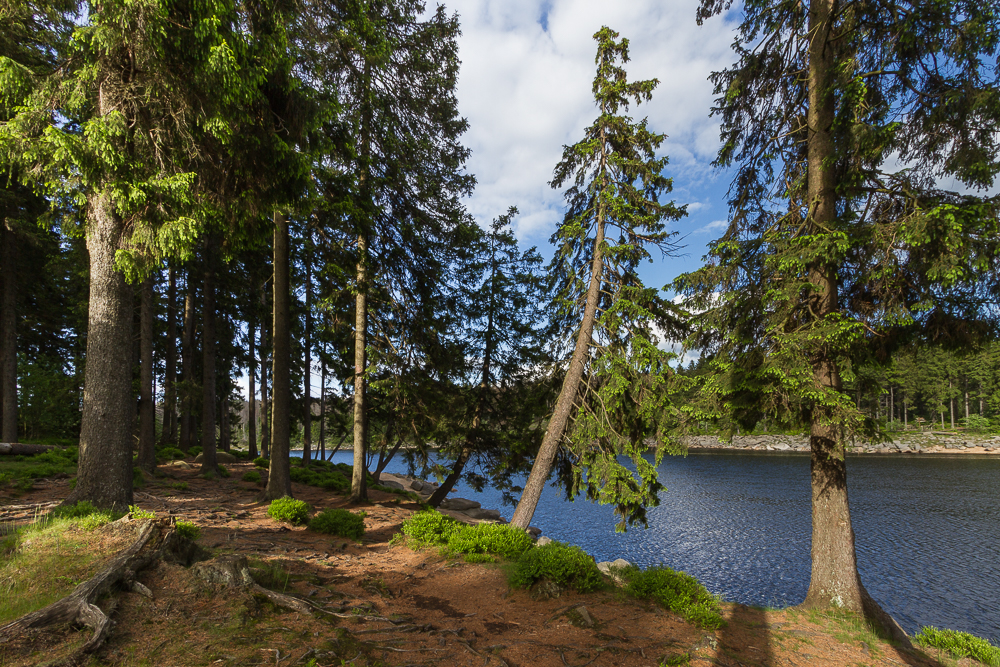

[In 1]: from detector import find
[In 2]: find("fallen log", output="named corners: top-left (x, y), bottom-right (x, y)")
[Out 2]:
top-left (0, 442), bottom-right (57, 455)
top-left (0, 518), bottom-right (187, 663)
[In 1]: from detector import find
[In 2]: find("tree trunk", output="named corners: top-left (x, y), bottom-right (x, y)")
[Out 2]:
top-left (965, 380), bottom-right (969, 423)
top-left (219, 393), bottom-right (229, 452)
top-left (179, 270), bottom-right (195, 452)
top-left (260, 286), bottom-right (271, 459)
top-left (161, 266), bottom-right (178, 445)
top-left (351, 233), bottom-right (369, 503)
top-left (248, 315), bottom-right (257, 459)
top-left (200, 242), bottom-right (218, 473)
top-left (1, 224), bottom-right (17, 443)
top-left (319, 355), bottom-right (326, 461)
top-left (137, 277), bottom-right (156, 474)
top-left (65, 192), bottom-right (135, 512)
top-left (266, 212), bottom-right (292, 498)
top-left (949, 378), bottom-right (955, 429)
top-left (798, 0), bottom-right (907, 644)
top-left (510, 173), bottom-right (607, 530)
top-left (302, 231), bottom-right (312, 464)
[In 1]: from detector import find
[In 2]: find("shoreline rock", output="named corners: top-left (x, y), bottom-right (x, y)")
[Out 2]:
top-left (670, 433), bottom-right (1000, 455)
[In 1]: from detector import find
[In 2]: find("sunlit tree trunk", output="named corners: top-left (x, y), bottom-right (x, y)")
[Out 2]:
top-left (137, 276), bottom-right (156, 473)
top-left (179, 270), bottom-right (195, 451)
top-left (266, 212), bottom-right (292, 498)
top-left (161, 266), bottom-right (178, 445)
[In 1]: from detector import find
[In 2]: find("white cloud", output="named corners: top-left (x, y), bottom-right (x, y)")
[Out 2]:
top-left (441, 0), bottom-right (741, 267)
top-left (695, 219), bottom-right (728, 235)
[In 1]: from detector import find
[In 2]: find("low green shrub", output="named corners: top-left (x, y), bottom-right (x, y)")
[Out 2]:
top-left (447, 523), bottom-right (534, 560)
top-left (401, 510), bottom-right (463, 545)
top-left (217, 465), bottom-right (230, 479)
top-left (267, 497), bottom-right (310, 526)
top-left (253, 457), bottom-right (269, 469)
top-left (462, 553), bottom-right (495, 564)
top-left (623, 565), bottom-right (724, 630)
top-left (201, 471), bottom-right (215, 481)
top-left (509, 541), bottom-right (604, 593)
top-left (241, 471), bottom-right (261, 483)
top-left (309, 509), bottom-right (366, 539)
top-left (171, 482), bottom-right (189, 491)
top-left (916, 627), bottom-right (1000, 666)
top-left (175, 520), bottom-right (200, 541)
top-left (156, 447), bottom-right (186, 461)
top-left (129, 505), bottom-right (155, 520)
top-left (189, 447), bottom-right (202, 457)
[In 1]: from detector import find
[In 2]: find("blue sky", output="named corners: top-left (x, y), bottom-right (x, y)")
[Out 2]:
top-left (442, 0), bottom-right (742, 290)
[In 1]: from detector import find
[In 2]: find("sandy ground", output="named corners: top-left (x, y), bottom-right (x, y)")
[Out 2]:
top-left (0, 459), bottom-right (984, 667)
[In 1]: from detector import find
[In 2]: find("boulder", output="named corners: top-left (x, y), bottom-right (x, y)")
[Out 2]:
top-left (536, 536), bottom-right (554, 547)
top-left (379, 480), bottom-right (405, 491)
top-left (462, 508), bottom-right (501, 522)
top-left (439, 498), bottom-right (481, 511)
top-left (527, 526), bottom-right (542, 538)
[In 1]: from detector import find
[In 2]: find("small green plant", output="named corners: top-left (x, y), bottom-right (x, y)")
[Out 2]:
top-left (171, 481), bottom-right (189, 491)
top-left (462, 552), bottom-right (495, 564)
top-left (916, 627), bottom-right (1000, 666)
top-left (267, 497), bottom-right (310, 526)
top-left (217, 465), bottom-right (230, 478)
top-left (660, 653), bottom-right (691, 666)
top-left (129, 505), bottom-right (155, 520)
top-left (401, 510), bottom-right (463, 545)
top-left (189, 446), bottom-right (202, 457)
top-left (156, 446), bottom-right (186, 461)
top-left (623, 565), bottom-right (725, 630)
top-left (202, 471), bottom-right (215, 481)
top-left (132, 466), bottom-right (146, 488)
top-left (174, 520), bottom-right (200, 541)
top-left (963, 414), bottom-right (992, 433)
top-left (447, 523), bottom-right (534, 560)
top-left (509, 541), bottom-right (604, 593)
top-left (241, 471), bottom-right (261, 483)
top-left (50, 501), bottom-right (121, 530)
top-left (309, 509), bottom-right (366, 539)
top-left (253, 457), bottom-right (269, 469)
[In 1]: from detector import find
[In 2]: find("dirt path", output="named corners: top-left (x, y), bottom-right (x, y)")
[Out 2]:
top-left (0, 460), bottom-right (976, 667)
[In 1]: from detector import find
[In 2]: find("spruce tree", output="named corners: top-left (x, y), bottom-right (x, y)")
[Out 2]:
top-left (682, 0), bottom-right (1000, 635)
top-left (510, 27), bottom-right (687, 532)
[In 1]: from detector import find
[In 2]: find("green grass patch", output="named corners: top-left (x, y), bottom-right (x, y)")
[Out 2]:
top-left (916, 627), bottom-right (1000, 665)
top-left (622, 565), bottom-right (725, 630)
top-left (267, 497), bottom-right (311, 526)
top-left (241, 471), bottom-right (261, 484)
top-left (171, 481), bottom-right (189, 491)
top-left (309, 509), bottom-right (366, 539)
top-left (0, 447), bottom-right (78, 492)
top-left (253, 457), bottom-right (269, 469)
top-left (509, 541), bottom-right (604, 593)
top-left (400, 509), bottom-right (535, 562)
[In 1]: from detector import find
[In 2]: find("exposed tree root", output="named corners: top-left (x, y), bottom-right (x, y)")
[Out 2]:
top-left (0, 518), bottom-right (184, 664)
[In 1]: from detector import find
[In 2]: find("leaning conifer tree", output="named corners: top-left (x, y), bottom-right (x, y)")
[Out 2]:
top-left (510, 27), bottom-right (688, 532)
top-left (680, 0), bottom-right (1000, 638)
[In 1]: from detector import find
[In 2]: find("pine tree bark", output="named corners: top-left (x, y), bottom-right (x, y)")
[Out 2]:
top-left (351, 233), bottom-right (369, 503)
top-left (319, 355), bottom-right (326, 461)
top-left (66, 192), bottom-right (134, 512)
top-left (161, 266), bottom-right (178, 445)
top-left (798, 0), bottom-right (908, 644)
top-left (0, 223), bottom-right (17, 443)
top-left (510, 143), bottom-right (607, 529)
top-left (266, 212), bottom-right (292, 498)
top-left (260, 303), bottom-right (270, 459)
top-left (248, 315), bottom-right (257, 459)
top-left (302, 230), bottom-right (312, 464)
top-left (200, 242), bottom-right (218, 473)
top-left (137, 277), bottom-right (156, 474)
top-left (179, 270), bottom-right (195, 451)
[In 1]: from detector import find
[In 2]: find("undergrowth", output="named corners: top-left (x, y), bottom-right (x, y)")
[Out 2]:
top-left (0, 447), bottom-right (77, 492)
top-left (916, 627), bottom-right (1000, 666)
top-left (509, 541), bottom-right (604, 593)
top-left (309, 509), bottom-right (366, 539)
top-left (401, 510), bottom-right (534, 562)
top-left (267, 497), bottom-right (310, 526)
top-left (622, 565), bottom-right (725, 630)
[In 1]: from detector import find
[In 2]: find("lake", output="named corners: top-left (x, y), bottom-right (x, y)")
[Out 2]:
top-left (294, 448), bottom-right (1000, 642)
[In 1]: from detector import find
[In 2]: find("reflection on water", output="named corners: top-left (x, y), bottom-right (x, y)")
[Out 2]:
top-left (298, 449), bottom-right (1000, 642)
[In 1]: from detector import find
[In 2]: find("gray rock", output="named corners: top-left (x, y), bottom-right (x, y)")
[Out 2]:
top-left (772, 443), bottom-right (791, 451)
top-left (463, 508), bottom-right (502, 521)
top-left (192, 555), bottom-right (253, 588)
top-left (379, 480), bottom-right (405, 491)
top-left (536, 536), bottom-right (554, 546)
top-left (530, 579), bottom-right (562, 601)
top-left (527, 526), bottom-right (542, 537)
top-left (439, 497), bottom-right (481, 511)
top-left (566, 605), bottom-right (596, 628)
top-left (193, 451), bottom-right (241, 464)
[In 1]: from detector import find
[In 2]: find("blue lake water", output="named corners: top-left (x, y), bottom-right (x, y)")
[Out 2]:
top-left (293, 448), bottom-right (1000, 642)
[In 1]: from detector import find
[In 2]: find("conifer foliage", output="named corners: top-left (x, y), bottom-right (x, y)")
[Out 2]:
top-left (510, 27), bottom-right (688, 532)
top-left (681, 0), bottom-right (1000, 635)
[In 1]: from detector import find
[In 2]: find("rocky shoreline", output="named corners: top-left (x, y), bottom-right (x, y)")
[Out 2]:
top-left (682, 432), bottom-right (1000, 454)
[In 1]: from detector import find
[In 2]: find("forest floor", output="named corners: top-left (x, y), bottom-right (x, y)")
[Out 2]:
top-left (0, 458), bottom-right (988, 667)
